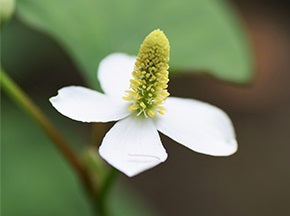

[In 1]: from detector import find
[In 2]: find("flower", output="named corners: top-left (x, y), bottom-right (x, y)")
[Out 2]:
top-left (50, 29), bottom-right (237, 177)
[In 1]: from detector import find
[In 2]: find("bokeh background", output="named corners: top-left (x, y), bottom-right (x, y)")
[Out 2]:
top-left (1, 0), bottom-right (290, 215)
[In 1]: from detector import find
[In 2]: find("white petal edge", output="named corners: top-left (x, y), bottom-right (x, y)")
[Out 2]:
top-left (49, 86), bottom-right (130, 123)
top-left (155, 97), bottom-right (237, 156)
top-left (97, 53), bottom-right (136, 101)
top-left (99, 117), bottom-right (168, 177)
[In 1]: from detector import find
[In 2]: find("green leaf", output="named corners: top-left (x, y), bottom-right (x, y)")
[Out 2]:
top-left (1, 19), bottom-right (67, 78)
top-left (16, 0), bottom-right (253, 88)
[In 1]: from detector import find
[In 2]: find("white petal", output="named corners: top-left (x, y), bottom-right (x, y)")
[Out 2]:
top-left (97, 53), bottom-right (136, 100)
top-left (49, 86), bottom-right (129, 123)
top-left (155, 97), bottom-right (237, 156)
top-left (99, 117), bottom-right (167, 177)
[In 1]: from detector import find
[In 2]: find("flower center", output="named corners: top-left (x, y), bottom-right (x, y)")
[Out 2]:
top-left (123, 29), bottom-right (170, 118)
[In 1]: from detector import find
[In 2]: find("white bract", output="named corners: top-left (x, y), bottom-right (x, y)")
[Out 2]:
top-left (50, 30), bottom-right (237, 177)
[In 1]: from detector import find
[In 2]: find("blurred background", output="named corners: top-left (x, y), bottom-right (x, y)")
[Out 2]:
top-left (1, 0), bottom-right (290, 215)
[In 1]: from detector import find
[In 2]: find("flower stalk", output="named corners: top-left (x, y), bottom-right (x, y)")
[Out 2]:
top-left (95, 169), bottom-right (118, 216)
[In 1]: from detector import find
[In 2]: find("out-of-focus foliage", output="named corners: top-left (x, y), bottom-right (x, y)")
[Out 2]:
top-left (0, 0), bottom-right (15, 24)
top-left (1, 19), bottom-right (64, 77)
top-left (16, 0), bottom-right (252, 89)
top-left (1, 102), bottom-right (156, 216)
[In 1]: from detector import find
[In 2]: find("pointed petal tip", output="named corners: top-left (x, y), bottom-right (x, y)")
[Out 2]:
top-left (49, 96), bottom-right (56, 104)
top-left (205, 138), bottom-right (238, 157)
top-left (123, 156), bottom-right (168, 177)
top-left (99, 145), bottom-right (168, 177)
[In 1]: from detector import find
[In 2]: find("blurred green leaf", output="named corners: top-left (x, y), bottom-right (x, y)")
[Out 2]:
top-left (0, 0), bottom-right (15, 24)
top-left (1, 101), bottom-right (156, 216)
top-left (16, 0), bottom-right (252, 89)
top-left (1, 19), bottom-right (67, 78)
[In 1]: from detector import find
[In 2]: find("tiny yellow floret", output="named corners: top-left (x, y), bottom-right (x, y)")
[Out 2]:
top-left (123, 29), bottom-right (170, 118)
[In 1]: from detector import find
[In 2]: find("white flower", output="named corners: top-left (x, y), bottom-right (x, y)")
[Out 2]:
top-left (49, 30), bottom-right (237, 177)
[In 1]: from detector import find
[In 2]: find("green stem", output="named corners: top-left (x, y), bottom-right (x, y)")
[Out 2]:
top-left (97, 169), bottom-right (119, 216)
top-left (0, 70), bottom-right (94, 193)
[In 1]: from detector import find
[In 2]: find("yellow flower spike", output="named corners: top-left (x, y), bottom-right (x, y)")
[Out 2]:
top-left (123, 29), bottom-right (170, 118)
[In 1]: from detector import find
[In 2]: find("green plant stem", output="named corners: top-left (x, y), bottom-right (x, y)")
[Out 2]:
top-left (96, 169), bottom-right (119, 216)
top-left (0, 70), bottom-right (94, 193)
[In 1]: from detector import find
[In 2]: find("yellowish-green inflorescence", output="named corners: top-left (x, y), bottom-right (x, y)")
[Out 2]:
top-left (123, 29), bottom-right (170, 118)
